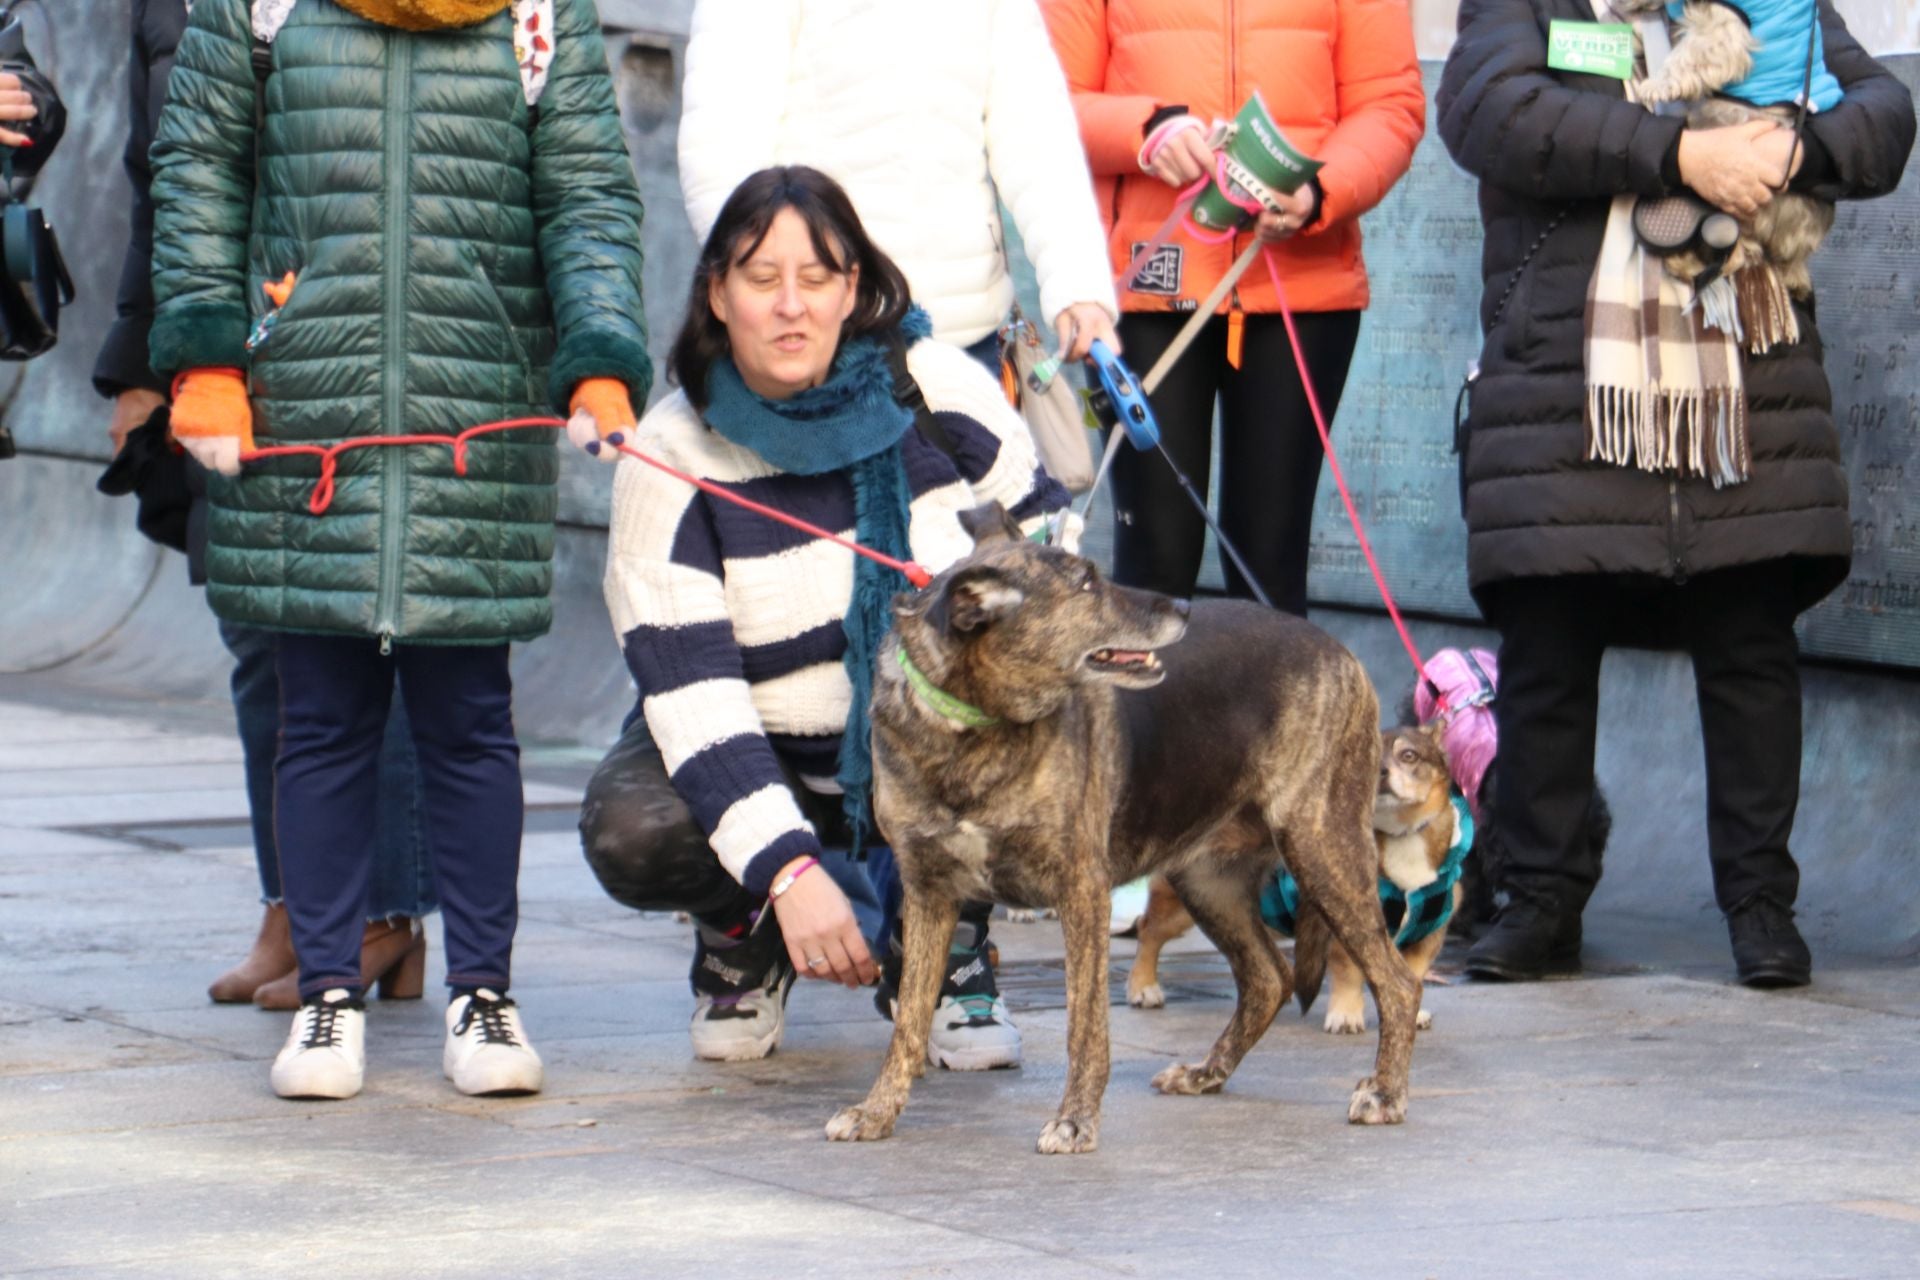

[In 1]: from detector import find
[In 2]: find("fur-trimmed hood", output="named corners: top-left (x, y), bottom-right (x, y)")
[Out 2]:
top-left (333, 0), bottom-right (509, 30)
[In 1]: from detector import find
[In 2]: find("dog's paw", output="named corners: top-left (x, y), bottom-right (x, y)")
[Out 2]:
top-left (1346, 1077), bottom-right (1407, 1126)
top-left (825, 1104), bottom-right (898, 1143)
top-left (1322, 1005), bottom-right (1367, 1035)
top-left (1128, 981), bottom-right (1166, 1010)
top-left (1151, 1062), bottom-right (1225, 1096)
top-left (1036, 1115), bottom-right (1100, 1155)
top-left (1415, 1006), bottom-right (1433, 1032)
top-left (1004, 907), bottom-right (1057, 924)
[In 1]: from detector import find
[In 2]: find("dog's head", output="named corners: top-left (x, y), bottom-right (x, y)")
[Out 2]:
top-left (1375, 724), bottom-right (1451, 831)
top-left (890, 503), bottom-right (1191, 722)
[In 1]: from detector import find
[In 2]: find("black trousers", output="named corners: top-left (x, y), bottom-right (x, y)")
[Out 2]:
top-left (1111, 309), bottom-right (1361, 614)
top-left (578, 718), bottom-right (989, 942)
top-left (1485, 564), bottom-right (1805, 916)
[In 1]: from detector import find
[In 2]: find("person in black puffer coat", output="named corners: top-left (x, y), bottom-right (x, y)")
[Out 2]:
top-left (1438, 0), bottom-right (1913, 988)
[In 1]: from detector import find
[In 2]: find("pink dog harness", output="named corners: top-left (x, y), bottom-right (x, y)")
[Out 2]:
top-left (1413, 648), bottom-right (1499, 824)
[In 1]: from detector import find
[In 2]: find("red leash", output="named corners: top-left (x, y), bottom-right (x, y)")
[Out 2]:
top-left (238, 418), bottom-right (935, 589)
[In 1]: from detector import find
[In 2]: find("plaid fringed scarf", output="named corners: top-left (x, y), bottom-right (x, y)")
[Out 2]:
top-left (1582, 202), bottom-right (1752, 488)
top-left (1582, 0), bottom-right (1763, 490)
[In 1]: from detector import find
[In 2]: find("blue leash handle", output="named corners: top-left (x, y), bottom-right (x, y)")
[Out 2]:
top-left (1077, 340), bottom-right (1274, 610)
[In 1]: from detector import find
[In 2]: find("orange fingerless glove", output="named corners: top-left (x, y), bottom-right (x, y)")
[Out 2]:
top-left (570, 377), bottom-right (637, 438)
top-left (169, 368), bottom-right (256, 451)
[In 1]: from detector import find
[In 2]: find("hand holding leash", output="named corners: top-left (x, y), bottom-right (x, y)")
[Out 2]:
top-left (168, 368), bottom-right (254, 476)
top-left (1254, 182), bottom-right (1319, 243)
top-left (566, 377), bottom-right (635, 463)
top-left (1139, 117), bottom-right (1214, 188)
top-left (1053, 302), bottom-right (1119, 364)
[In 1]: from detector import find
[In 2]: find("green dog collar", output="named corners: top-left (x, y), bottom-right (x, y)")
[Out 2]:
top-left (896, 647), bottom-right (1000, 729)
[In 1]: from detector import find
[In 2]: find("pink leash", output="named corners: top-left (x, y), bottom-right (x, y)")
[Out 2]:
top-left (1116, 161), bottom-right (1435, 690)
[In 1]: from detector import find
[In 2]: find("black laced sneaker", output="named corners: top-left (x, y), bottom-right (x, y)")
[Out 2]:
top-left (876, 925), bottom-right (1022, 1071)
top-left (1726, 894), bottom-right (1812, 989)
top-left (1464, 895), bottom-right (1583, 981)
top-left (688, 920), bottom-right (794, 1062)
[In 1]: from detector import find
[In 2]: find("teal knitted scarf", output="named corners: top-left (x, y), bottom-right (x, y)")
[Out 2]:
top-left (703, 307), bottom-right (933, 856)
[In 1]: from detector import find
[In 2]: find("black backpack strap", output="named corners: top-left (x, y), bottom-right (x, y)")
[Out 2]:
top-left (885, 336), bottom-right (960, 463)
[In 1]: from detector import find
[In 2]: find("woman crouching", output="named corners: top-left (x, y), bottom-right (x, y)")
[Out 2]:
top-left (581, 166), bottom-right (1068, 1066)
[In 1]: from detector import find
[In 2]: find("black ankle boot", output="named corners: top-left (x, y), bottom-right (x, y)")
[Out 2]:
top-left (1726, 893), bottom-right (1811, 989)
top-left (1464, 896), bottom-right (1582, 981)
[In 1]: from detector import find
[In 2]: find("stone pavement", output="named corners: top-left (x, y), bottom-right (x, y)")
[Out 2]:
top-left (2, 682), bottom-right (1916, 1279)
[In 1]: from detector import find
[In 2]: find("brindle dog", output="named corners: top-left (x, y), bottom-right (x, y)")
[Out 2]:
top-left (825, 504), bottom-right (1419, 1154)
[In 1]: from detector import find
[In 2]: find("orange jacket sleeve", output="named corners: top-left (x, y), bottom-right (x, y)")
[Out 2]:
top-left (1306, 0), bottom-right (1427, 235)
top-left (1041, 0), bottom-right (1159, 177)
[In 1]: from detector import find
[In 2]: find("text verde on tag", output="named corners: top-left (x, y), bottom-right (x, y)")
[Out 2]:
top-left (1546, 20), bottom-right (1637, 80)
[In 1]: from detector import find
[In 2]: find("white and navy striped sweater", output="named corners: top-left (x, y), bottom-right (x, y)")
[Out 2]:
top-left (605, 339), bottom-right (1069, 896)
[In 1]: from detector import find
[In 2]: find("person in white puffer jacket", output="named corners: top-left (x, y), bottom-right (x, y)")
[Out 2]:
top-left (678, 0), bottom-right (1119, 363)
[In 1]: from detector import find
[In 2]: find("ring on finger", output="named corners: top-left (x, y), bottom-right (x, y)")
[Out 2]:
top-left (806, 955), bottom-right (829, 969)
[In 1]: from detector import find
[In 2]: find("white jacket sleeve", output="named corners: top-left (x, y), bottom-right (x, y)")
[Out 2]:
top-left (677, 0), bottom-right (800, 244)
top-left (983, 0), bottom-right (1119, 327)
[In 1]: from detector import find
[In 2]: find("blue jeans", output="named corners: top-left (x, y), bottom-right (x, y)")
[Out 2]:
top-left (274, 635), bottom-right (519, 998)
top-left (219, 621), bottom-right (437, 920)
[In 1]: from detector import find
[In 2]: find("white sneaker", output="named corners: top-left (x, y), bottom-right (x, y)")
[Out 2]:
top-left (271, 989), bottom-right (366, 1100)
top-left (443, 989), bottom-right (544, 1096)
top-left (879, 935), bottom-right (1024, 1071)
top-left (689, 932), bottom-right (795, 1062)
top-left (927, 989), bottom-right (1024, 1071)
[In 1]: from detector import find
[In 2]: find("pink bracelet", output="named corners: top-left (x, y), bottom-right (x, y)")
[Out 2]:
top-left (768, 856), bottom-right (820, 901)
top-left (1138, 114), bottom-right (1204, 173)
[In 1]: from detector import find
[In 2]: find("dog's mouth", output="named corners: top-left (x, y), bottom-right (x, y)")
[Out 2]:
top-left (1083, 646), bottom-right (1165, 682)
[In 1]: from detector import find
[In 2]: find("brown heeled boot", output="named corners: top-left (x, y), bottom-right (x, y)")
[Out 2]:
top-left (208, 903), bottom-right (296, 1004)
top-left (253, 919), bottom-right (428, 1011)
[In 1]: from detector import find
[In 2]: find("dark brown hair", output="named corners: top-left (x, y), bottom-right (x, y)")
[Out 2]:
top-left (667, 165), bottom-right (913, 411)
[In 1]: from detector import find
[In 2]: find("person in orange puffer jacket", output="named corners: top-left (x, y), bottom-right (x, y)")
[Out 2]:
top-left (1041, 0), bottom-right (1424, 614)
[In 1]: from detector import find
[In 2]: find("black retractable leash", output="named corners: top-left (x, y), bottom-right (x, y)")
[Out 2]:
top-left (1082, 340), bottom-right (1276, 610)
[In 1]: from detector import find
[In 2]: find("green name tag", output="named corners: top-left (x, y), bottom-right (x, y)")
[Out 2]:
top-left (1546, 20), bottom-right (1637, 80)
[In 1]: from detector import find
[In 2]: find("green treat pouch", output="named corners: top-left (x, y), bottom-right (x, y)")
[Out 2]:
top-left (1190, 91), bottom-right (1324, 232)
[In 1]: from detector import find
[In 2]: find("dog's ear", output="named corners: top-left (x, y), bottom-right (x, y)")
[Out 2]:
top-left (927, 567), bottom-right (1024, 635)
top-left (958, 502), bottom-right (1025, 549)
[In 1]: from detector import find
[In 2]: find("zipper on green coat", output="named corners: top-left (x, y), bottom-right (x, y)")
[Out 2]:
top-left (375, 31), bottom-right (413, 647)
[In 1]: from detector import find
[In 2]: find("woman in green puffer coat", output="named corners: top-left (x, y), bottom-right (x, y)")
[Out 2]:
top-left (148, 0), bottom-right (651, 1103)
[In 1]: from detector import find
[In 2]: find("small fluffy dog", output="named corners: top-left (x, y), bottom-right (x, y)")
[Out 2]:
top-left (1128, 726), bottom-right (1470, 1034)
top-left (1620, 0), bottom-right (1837, 296)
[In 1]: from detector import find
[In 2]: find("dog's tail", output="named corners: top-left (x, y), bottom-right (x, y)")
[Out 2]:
top-left (1292, 901), bottom-right (1329, 1016)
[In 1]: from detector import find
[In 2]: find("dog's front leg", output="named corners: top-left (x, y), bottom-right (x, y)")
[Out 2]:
top-left (825, 888), bottom-right (958, 1143)
top-left (1039, 866), bottom-right (1113, 1155)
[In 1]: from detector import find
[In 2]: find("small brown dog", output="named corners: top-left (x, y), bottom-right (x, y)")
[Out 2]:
top-left (1309, 725), bottom-right (1465, 1034)
top-left (1129, 725), bottom-right (1469, 1035)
